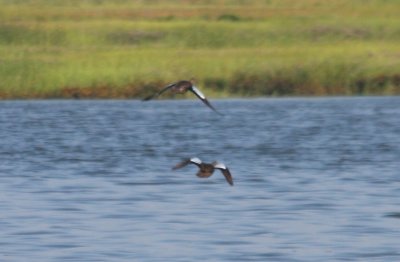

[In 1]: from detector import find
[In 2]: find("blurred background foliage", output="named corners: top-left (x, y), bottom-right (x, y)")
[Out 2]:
top-left (0, 0), bottom-right (399, 98)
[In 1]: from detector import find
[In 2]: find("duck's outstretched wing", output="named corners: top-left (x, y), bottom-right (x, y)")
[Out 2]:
top-left (214, 162), bottom-right (234, 186)
top-left (142, 82), bottom-right (176, 101)
top-left (189, 86), bottom-right (222, 115)
top-left (172, 157), bottom-right (202, 170)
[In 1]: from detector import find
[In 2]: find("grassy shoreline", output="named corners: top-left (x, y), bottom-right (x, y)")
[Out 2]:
top-left (1, 0), bottom-right (400, 99)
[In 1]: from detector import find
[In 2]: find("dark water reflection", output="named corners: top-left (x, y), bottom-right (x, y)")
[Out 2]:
top-left (1, 97), bottom-right (400, 261)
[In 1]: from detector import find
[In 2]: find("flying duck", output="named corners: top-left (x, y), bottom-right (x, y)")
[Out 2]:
top-left (172, 157), bottom-right (234, 186)
top-left (142, 79), bottom-right (221, 114)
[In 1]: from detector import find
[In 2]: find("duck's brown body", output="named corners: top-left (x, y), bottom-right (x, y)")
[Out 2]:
top-left (169, 80), bottom-right (192, 94)
top-left (195, 161), bottom-right (218, 178)
top-left (172, 158), bottom-right (233, 186)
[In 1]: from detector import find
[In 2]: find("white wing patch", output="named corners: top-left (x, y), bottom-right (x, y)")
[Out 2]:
top-left (213, 162), bottom-right (227, 170)
top-left (191, 86), bottom-right (206, 99)
top-left (190, 157), bottom-right (202, 165)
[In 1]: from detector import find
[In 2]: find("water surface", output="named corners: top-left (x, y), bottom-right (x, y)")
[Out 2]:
top-left (1, 97), bottom-right (400, 261)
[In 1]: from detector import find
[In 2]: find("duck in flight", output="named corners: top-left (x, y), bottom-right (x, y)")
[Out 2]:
top-left (142, 79), bottom-right (221, 114)
top-left (172, 157), bottom-right (234, 186)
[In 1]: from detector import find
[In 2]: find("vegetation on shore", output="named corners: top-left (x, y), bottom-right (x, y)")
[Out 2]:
top-left (1, 0), bottom-right (399, 99)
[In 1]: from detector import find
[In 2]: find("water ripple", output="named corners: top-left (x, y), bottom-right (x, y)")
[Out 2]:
top-left (1, 97), bottom-right (400, 261)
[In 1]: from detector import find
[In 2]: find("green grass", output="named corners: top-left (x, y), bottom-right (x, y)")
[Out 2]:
top-left (0, 0), bottom-right (400, 99)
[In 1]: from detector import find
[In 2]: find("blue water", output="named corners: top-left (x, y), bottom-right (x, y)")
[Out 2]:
top-left (1, 97), bottom-right (400, 261)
